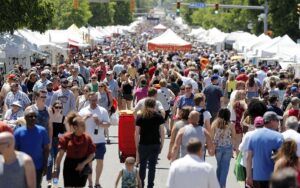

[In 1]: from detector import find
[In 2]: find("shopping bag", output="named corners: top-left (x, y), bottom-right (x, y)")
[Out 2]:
top-left (234, 152), bottom-right (246, 181)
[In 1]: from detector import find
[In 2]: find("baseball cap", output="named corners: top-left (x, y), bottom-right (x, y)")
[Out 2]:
top-left (211, 75), bottom-right (219, 81)
top-left (7, 74), bottom-right (16, 80)
top-left (254, 116), bottom-right (264, 127)
top-left (263, 111), bottom-right (282, 123)
top-left (291, 86), bottom-right (298, 93)
top-left (11, 101), bottom-right (22, 108)
top-left (240, 68), bottom-right (245, 72)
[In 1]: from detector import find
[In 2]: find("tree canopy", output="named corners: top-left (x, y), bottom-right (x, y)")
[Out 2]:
top-left (0, 0), bottom-right (54, 34)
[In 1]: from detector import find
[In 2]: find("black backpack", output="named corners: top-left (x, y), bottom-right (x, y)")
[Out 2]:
top-left (196, 108), bottom-right (206, 127)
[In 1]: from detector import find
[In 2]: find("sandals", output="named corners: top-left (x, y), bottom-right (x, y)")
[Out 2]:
top-left (94, 184), bottom-right (102, 188)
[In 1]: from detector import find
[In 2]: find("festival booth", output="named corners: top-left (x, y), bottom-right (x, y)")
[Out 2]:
top-left (261, 35), bottom-right (297, 58)
top-left (153, 24), bottom-right (167, 32)
top-left (225, 31), bottom-right (256, 50)
top-left (0, 33), bottom-right (38, 71)
top-left (147, 29), bottom-right (192, 52)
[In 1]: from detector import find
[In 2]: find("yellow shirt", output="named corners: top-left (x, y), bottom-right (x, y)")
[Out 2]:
top-left (128, 67), bottom-right (137, 79)
top-left (227, 80), bottom-right (236, 92)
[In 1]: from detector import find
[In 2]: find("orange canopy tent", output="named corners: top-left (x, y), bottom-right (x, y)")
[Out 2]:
top-left (147, 29), bottom-right (192, 52)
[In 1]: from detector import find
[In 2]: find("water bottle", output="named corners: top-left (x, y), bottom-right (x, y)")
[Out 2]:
top-left (52, 178), bottom-right (58, 188)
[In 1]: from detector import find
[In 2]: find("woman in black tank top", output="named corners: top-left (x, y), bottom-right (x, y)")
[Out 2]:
top-left (47, 100), bottom-right (66, 186)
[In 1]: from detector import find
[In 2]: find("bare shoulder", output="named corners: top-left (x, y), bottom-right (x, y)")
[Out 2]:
top-left (18, 152), bottom-right (34, 164)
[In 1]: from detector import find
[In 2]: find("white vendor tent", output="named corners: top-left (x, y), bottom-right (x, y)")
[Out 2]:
top-left (147, 29), bottom-right (192, 52)
top-left (153, 24), bottom-right (167, 31)
top-left (261, 35), bottom-right (297, 58)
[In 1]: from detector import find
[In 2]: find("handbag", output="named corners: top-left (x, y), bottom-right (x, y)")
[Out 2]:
top-left (234, 152), bottom-right (246, 181)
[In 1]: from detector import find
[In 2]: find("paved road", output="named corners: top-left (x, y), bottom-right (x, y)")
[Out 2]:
top-left (42, 125), bottom-right (242, 188)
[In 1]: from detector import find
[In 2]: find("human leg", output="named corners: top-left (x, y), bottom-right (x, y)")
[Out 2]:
top-left (218, 145), bottom-right (233, 187)
top-left (147, 145), bottom-right (160, 188)
top-left (95, 160), bottom-right (103, 185)
top-left (94, 143), bottom-right (106, 186)
top-left (215, 147), bottom-right (223, 184)
top-left (138, 144), bottom-right (150, 188)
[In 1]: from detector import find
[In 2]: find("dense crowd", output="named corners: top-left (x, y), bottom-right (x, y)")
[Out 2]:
top-left (0, 22), bottom-right (300, 188)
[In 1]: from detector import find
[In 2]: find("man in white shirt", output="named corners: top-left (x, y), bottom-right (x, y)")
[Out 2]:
top-left (79, 92), bottom-right (110, 188)
top-left (134, 88), bottom-right (165, 118)
top-left (282, 116), bottom-right (300, 157)
top-left (166, 138), bottom-right (220, 188)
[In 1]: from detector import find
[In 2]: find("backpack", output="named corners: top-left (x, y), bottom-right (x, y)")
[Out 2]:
top-left (196, 108), bottom-right (206, 127)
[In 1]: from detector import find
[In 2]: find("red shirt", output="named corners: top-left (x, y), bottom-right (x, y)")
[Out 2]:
top-left (236, 74), bottom-right (248, 82)
top-left (59, 132), bottom-right (96, 159)
top-left (0, 122), bottom-right (13, 133)
top-left (148, 66), bottom-right (156, 78)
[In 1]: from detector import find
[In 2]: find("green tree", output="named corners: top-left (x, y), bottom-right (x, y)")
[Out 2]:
top-left (113, 1), bottom-right (133, 25)
top-left (51, 0), bottom-right (92, 29)
top-left (268, 0), bottom-right (300, 40)
top-left (191, 0), bottom-right (250, 32)
top-left (89, 2), bottom-right (115, 26)
top-left (0, 0), bottom-right (54, 34)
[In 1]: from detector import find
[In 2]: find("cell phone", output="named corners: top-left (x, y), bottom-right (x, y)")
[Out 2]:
top-left (94, 129), bottom-right (98, 135)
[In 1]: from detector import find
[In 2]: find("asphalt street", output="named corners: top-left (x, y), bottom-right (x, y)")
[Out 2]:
top-left (42, 125), bottom-right (242, 188)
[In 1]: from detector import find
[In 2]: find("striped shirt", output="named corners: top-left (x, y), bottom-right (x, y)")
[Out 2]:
top-left (5, 91), bottom-right (31, 110)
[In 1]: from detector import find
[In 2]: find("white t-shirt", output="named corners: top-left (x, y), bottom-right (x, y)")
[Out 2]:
top-left (166, 154), bottom-right (220, 188)
top-left (79, 105), bottom-right (110, 144)
top-left (256, 70), bottom-right (266, 85)
top-left (134, 97), bottom-right (164, 113)
top-left (282, 129), bottom-right (300, 157)
top-left (239, 130), bottom-right (257, 167)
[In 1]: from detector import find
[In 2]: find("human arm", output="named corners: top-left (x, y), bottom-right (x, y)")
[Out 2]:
top-left (205, 128), bottom-right (215, 156)
top-left (94, 110), bottom-right (111, 129)
top-left (159, 123), bottom-right (165, 153)
top-left (114, 170), bottom-right (122, 188)
top-left (75, 153), bottom-right (95, 171)
top-left (53, 149), bottom-right (65, 177)
top-left (171, 128), bottom-right (184, 161)
top-left (69, 93), bottom-right (76, 112)
top-left (135, 126), bottom-right (140, 163)
top-left (42, 144), bottom-right (50, 175)
top-left (23, 153), bottom-right (37, 188)
top-left (136, 169), bottom-right (142, 188)
top-left (230, 122), bottom-right (237, 150)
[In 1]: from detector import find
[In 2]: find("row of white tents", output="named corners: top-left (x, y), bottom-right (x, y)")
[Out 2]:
top-left (0, 18), bottom-right (143, 72)
top-left (188, 27), bottom-right (300, 63)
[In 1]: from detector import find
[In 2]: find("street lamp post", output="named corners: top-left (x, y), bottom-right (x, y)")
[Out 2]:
top-left (263, 0), bottom-right (268, 33)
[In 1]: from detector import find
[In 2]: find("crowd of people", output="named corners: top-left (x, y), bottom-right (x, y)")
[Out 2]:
top-left (0, 21), bottom-right (300, 188)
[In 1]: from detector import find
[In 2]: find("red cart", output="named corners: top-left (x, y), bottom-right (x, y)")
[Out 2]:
top-left (118, 110), bottom-right (136, 163)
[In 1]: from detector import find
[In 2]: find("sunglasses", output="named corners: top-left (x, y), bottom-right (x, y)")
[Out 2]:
top-left (99, 85), bottom-right (105, 88)
top-left (84, 90), bottom-right (89, 92)
top-left (55, 106), bottom-right (63, 109)
top-left (40, 96), bottom-right (47, 99)
top-left (91, 77), bottom-right (97, 80)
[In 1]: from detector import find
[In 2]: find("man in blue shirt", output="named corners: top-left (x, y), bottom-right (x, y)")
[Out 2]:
top-left (14, 108), bottom-right (50, 188)
top-left (203, 75), bottom-right (224, 121)
top-left (246, 111), bottom-right (283, 188)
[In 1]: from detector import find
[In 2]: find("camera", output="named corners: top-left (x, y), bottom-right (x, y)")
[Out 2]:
top-left (94, 128), bottom-right (98, 135)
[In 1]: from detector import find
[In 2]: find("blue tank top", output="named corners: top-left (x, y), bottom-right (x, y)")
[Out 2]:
top-left (121, 168), bottom-right (137, 188)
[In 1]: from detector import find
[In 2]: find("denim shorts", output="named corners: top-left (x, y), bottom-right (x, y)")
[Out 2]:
top-left (95, 143), bottom-right (106, 160)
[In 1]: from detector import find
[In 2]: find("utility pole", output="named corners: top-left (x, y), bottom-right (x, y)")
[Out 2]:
top-left (263, 0), bottom-right (268, 33)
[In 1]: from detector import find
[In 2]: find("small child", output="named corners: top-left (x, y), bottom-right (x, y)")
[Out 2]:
top-left (115, 157), bottom-right (142, 188)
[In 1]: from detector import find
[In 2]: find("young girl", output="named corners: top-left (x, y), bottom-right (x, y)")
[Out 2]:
top-left (115, 157), bottom-right (142, 188)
